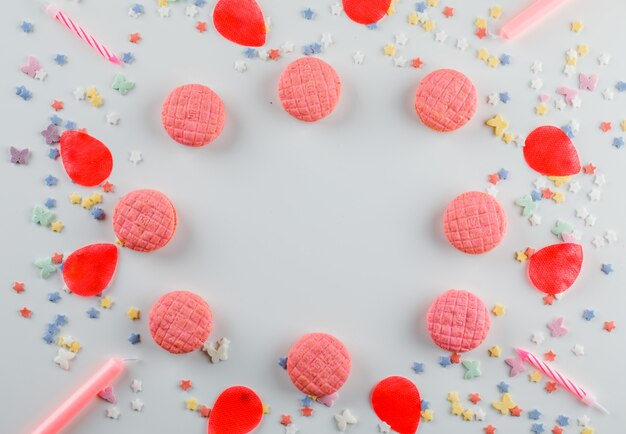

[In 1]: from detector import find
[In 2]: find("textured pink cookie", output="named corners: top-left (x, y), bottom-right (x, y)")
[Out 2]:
top-left (149, 290), bottom-right (212, 354)
top-left (414, 69), bottom-right (477, 132)
top-left (426, 289), bottom-right (490, 353)
top-left (443, 191), bottom-right (507, 254)
top-left (162, 84), bottom-right (226, 147)
top-left (287, 333), bottom-right (351, 396)
top-left (278, 57), bottom-right (341, 122)
top-left (113, 189), bottom-right (177, 252)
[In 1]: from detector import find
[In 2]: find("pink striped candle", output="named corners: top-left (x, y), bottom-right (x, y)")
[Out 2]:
top-left (516, 348), bottom-right (609, 414)
top-left (43, 2), bottom-right (122, 66)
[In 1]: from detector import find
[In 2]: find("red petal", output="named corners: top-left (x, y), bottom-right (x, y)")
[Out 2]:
top-left (523, 126), bottom-right (581, 176)
top-left (343, 0), bottom-right (392, 25)
top-left (208, 386), bottom-right (263, 434)
top-left (213, 0), bottom-right (266, 47)
top-left (371, 376), bottom-right (421, 434)
top-left (60, 131), bottom-right (113, 187)
top-left (62, 244), bottom-right (118, 297)
top-left (528, 243), bottom-right (583, 294)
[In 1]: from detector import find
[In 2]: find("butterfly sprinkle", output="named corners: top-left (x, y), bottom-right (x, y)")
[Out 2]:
top-left (10, 146), bottom-right (29, 164)
top-left (111, 73), bottom-right (135, 96)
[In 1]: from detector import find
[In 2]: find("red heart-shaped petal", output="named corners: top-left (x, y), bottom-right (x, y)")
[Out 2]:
top-left (60, 131), bottom-right (113, 187)
top-left (62, 244), bottom-right (118, 297)
top-left (523, 126), bottom-right (581, 176)
top-left (208, 386), bottom-right (263, 434)
top-left (528, 243), bottom-right (583, 294)
top-left (343, 0), bottom-right (392, 25)
top-left (213, 0), bottom-right (266, 47)
top-left (371, 376), bottom-right (421, 434)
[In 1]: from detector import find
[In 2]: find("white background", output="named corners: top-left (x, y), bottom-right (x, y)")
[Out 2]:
top-left (2, 0), bottom-right (625, 433)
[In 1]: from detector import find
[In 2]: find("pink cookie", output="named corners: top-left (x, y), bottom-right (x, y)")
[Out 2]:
top-left (162, 84), bottom-right (226, 147)
top-left (414, 69), bottom-right (477, 132)
top-left (113, 189), bottom-right (177, 252)
top-left (278, 57), bottom-right (341, 122)
top-left (287, 333), bottom-right (351, 397)
top-left (443, 191), bottom-right (507, 254)
top-left (149, 290), bottom-right (212, 354)
top-left (426, 289), bottom-right (490, 353)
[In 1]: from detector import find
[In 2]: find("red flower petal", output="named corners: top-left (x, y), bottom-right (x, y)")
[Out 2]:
top-left (60, 131), bottom-right (113, 187)
top-left (371, 376), bottom-right (421, 434)
top-left (523, 126), bottom-right (581, 176)
top-left (343, 0), bottom-right (392, 25)
top-left (528, 243), bottom-right (583, 294)
top-left (62, 244), bottom-right (118, 297)
top-left (213, 0), bottom-right (266, 47)
top-left (208, 386), bottom-right (263, 434)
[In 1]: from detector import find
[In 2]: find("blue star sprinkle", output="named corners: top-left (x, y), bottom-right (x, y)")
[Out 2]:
top-left (194, 0), bottom-right (207, 6)
top-left (499, 53), bottom-right (511, 65)
top-left (528, 409), bottom-right (542, 420)
top-left (421, 399), bottom-right (430, 410)
top-left (556, 415), bottom-right (569, 426)
top-left (497, 381), bottom-right (510, 393)
top-left (616, 81), bottom-right (626, 92)
top-left (601, 263), bottom-right (613, 275)
top-left (131, 4), bottom-right (144, 15)
top-left (47, 323), bottom-right (59, 334)
top-left (367, 23), bottom-right (378, 30)
top-left (561, 124), bottom-right (575, 138)
top-left (64, 120), bottom-right (76, 130)
top-left (48, 292), bottom-right (61, 303)
top-left (498, 168), bottom-right (509, 180)
top-left (498, 92), bottom-right (511, 104)
top-left (44, 175), bottom-right (58, 186)
top-left (300, 396), bottom-right (313, 407)
top-left (91, 208), bottom-right (105, 220)
top-left (416, 2), bottom-right (427, 12)
top-left (302, 8), bottom-right (315, 20)
top-left (54, 314), bottom-right (68, 326)
top-left (50, 115), bottom-right (63, 126)
top-left (531, 423), bottom-right (545, 434)
top-left (439, 356), bottom-right (451, 367)
top-left (42, 332), bottom-right (55, 344)
top-left (531, 190), bottom-right (542, 201)
top-left (45, 198), bottom-right (56, 209)
top-left (243, 48), bottom-right (258, 58)
top-left (582, 309), bottom-right (595, 321)
top-left (278, 356), bottom-right (288, 369)
top-left (122, 52), bottom-right (135, 64)
top-left (16, 85), bottom-right (32, 101)
top-left (21, 21), bottom-right (34, 33)
top-left (48, 148), bottom-right (60, 160)
top-left (411, 362), bottom-right (424, 374)
top-left (54, 54), bottom-right (67, 65)
top-left (128, 333), bottom-right (141, 345)
top-left (87, 307), bottom-right (100, 319)
top-left (613, 137), bottom-right (625, 149)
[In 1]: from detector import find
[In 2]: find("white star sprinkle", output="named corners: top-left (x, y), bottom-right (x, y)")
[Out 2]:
top-left (533, 178), bottom-right (547, 189)
top-left (285, 424), bottom-right (299, 434)
top-left (531, 331), bottom-right (545, 345)
top-left (605, 230), bottom-right (618, 243)
top-left (572, 344), bottom-right (585, 356)
top-left (475, 407), bottom-right (487, 421)
top-left (35, 69), bottom-right (48, 81)
top-left (592, 235), bottom-right (606, 248)
top-left (571, 95), bottom-right (582, 108)
top-left (394, 33), bottom-right (408, 46)
top-left (578, 415), bottom-right (591, 427)
top-left (129, 151), bottom-right (143, 165)
top-left (353, 51), bottom-right (364, 65)
top-left (131, 398), bottom-right (144, 412)
top-left (576, 207), bottom-right (589, 219)
top-left (393, 56), bottom-right (407, 67)
top-left (158, 6), bottom-right (171, 18)
top-left (530, 77), bottom-right (543, 90)
top-left (594, 174), bottom-right (606, 186)
top-left (554, 98), bottom-right (566, 110)
top-left (130, 379), bottom-right (142, 393)
top-left (73, 87), bottom-right (86, 101)
top-left (529, 214), bottom-right (542, 226)
top-left (487, 93), bottom-right (499, 105)
top-left (378, 422), bottom-right (391, 433)
top-left (531, 60), bottom-right (543, 74)
top-left (330, 3), bottom-right (343, 16)
top-left (185, 5), bottom-right (199, 18)
top-left (563, 65), bottom-right (576, 77)
top-left (598, 52), bottom-right (611, 66)
top-left (569, 181), bottom-right (581, 193)
top-left (234, 60), bottom-right (247, 73)
top-left (602, 87), bottom-right (615, 100)
top-left (584, 214), bottom-right (596, 227)
top-left (434, 30), bottom-right (448, 43)
top-left (106, 406), bottom-right (121, 419)
top-left (588, 188), bottom-right (602, 201)
top-left (106, 112), bottom-right (120, 125)
top-left (321, 33), bottom-right (334, 48)
top-left (486, 185), bottom-right (499, 197)
top-left (456, 38), bottom-right (468, 51)
top-left (281, 41), bottom-right (294, 53)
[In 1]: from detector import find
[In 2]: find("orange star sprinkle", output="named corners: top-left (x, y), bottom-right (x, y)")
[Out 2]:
top-left (604, 321), bottom-right (616, 332)
top-left (411, 57), bottom-right (424, 68)
top-left (442, 6), bottom-right (454, 18)
top-left (19, 307), bottom-right (32, 318)
top-left (51, 100), bottom-right (64, 111)
top-left (510, 406), bottom-right (523, 417)
top-left (280, 414), bottom-right (292, 426)
top-left (179, 379), bottom-right (193, 391)
top-left (12, 281), bottom-right (25, 293)
top-left (544, 351), bottom-right (557, 362)
top-left (129, 33), bottom-right (142, 43)
top-left (300, 406), bottom-right (313, 417)
top-left (545, 381), bottom-right (558, 393)
top-left (469, 393), bottom-right (481, 404)
top-left (268, 49), bottom-right (281, 60)
top-left (196, 21), bottom-right (207, 33)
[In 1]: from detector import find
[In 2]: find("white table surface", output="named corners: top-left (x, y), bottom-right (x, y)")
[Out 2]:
top-left (2, 0), bottom-right (625, 433)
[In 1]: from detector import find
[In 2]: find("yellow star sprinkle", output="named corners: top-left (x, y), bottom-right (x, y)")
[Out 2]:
top-left (408, 12), bottom-right (419, 25)
top-left (535, 103), bottom-right (548, 116)
top-left (502, 132), bottom-right (516, 144)
top-left (69, 192), bottom-right (82, 204)
top-left (90, 94), bottom-right (104, 108)
top-left (127, 307), bottom-right (141, 320)
top-left (577, 44), bottom-right (589, 56)
top-left (427, 0), bottom-right (440, 6)
top-left (186, 398), bottom-right (199, 411)
top-left (447, 391), bottom-right (460, 403)
top-left (386, 3), bottom-right (396, 15)
top-left (487, 56), bottom-right (501, 68)
top-left (566, 56), bottom-right (578, 66)
top-left (571, 20), bottom-right (584, 32)
top-left (383, 43), bottom-right (396, 56)
top-left (262, 403), bottom-right (271, 414)
top-left (477, 48), bottom-right (490, 61)
top-left (100, 296), bottom-right (114, 309)
top-left (488, 345), bottom-right (502, 358)
top-left (548, 176), bottom-right (570, 187)
top-left (69, 341), bottom-right (81, 353)
top-left (529, 370), bottom-right (543, 382)
top-left (475, 17), bottom-right (488, 29)
top-left (422, 20), bottom-right (436, 32)
top-left (492, 304), bottom-right (506, 316)
top-left (552, 191), bottom-right (566, 204)
top-left (486, 114), bottom-right (508, 137)
top-left (158, 0), bottom-right (168, 6)
top-left (85, 87), bottom-right (99, 99)
top-left (581, 428), bottom-right (594, 434)
top-left (81, 198), bottom-right (95, 210)
top-left (90, 192), bottom-right (103, 204)
top-left (621, 119), bottom-right (626, 132)
top-left (50, 220), bottom-right (64, 232)
top-left (451, 402), bottom-right (464, 416)
top-left (515, 250), bottom-right (528, 263)
top-left (421, 409), bottom-right (434, 421)
top-left (490, 6), bottom-right (502, 19)
top-left (462, 408), bottom-right (475, 421)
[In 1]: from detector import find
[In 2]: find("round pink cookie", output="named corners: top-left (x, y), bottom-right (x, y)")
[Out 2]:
top-left (414, 69), bottom-right (477, 132)
top-left (426, 289), bottom-right (490, 353)
top-left (278, 57), bottom-right (341, 122)
top-left (149, 290), bottom-right (212, 354)
top-left (443, 191), bottom-right (507, 254)
top-left (113, 189), bottom-right (177, 252)
top-left (287, 333), bottom-right (351, 396)
top-left (162, 84), bottom-right (226, 147)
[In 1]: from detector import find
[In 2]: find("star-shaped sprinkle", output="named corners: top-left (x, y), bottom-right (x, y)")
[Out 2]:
top-left (601, 263), bottom-right (613, 275)
top-left (497, 381), bottom-right (510, 393)
top-left (545, 381), bottom-right (558, 393)
top-left (280, 414), bottom-right (292, 426)
top-left (603, 321), bottom-right (616, 332)
top-left (411, 362), bottom-right (424, 374)
top-left (510, 406), bottom-right (523, 417)
top-left (447, 391), bottom-right (460, 403)
top-left (456, 38), bottom-right (468, 50)
top-left (572, 344), bottom-right (585, 356)
top-left (185, 398), bottom-right (198, 411)
top-left (100, 296), bottom-right (113, 309)
top-left (469, 393), bottom-right (481, 404)
top-left (491, 304), bottom-right (505, 316)
top-left (544, 351), bottom-right (557, 362)
top-left (300, 406), bottom-right (313, 417)
top-left (131, 398), bottom-right (144, 412)
top-left (19, 307), bottom-right (32, 318)
top-left (106, 406), bottom-right (121, 419)
top-left (179, 379), bottom-right (192, 391)
top-left (130, 379), bottom-right (142, 393)
top-left (48, 292), bottom-right (61, 302)
top-left (488, 346), bottom-right (501, 358)
top-left (451, 402), bottom-right (463, 415)
top-left (129, 32), bottom-right (141, 43)
top-left (529, 370), bottom-right (543, 382)
top-left (302, 8), bottom-right (315, 20)
top-left (128, 333), bottom-right (141, 345)
top-left (484, 425), bottom-right (496, 434)
top-left (531, 423), bottom-right (545, 434)
top-left (129, 151), bottom-right (142, 164)
top-left (557, 415), bottom-right (569, 426)
top-left (439, 356), bottom-right (452, 367)
top-left (87, 307), bottom-right (100, 319)
top-left (286, 424), bottom-right (299, 434)
top-left (528, 409), bottom-right (542, 420)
